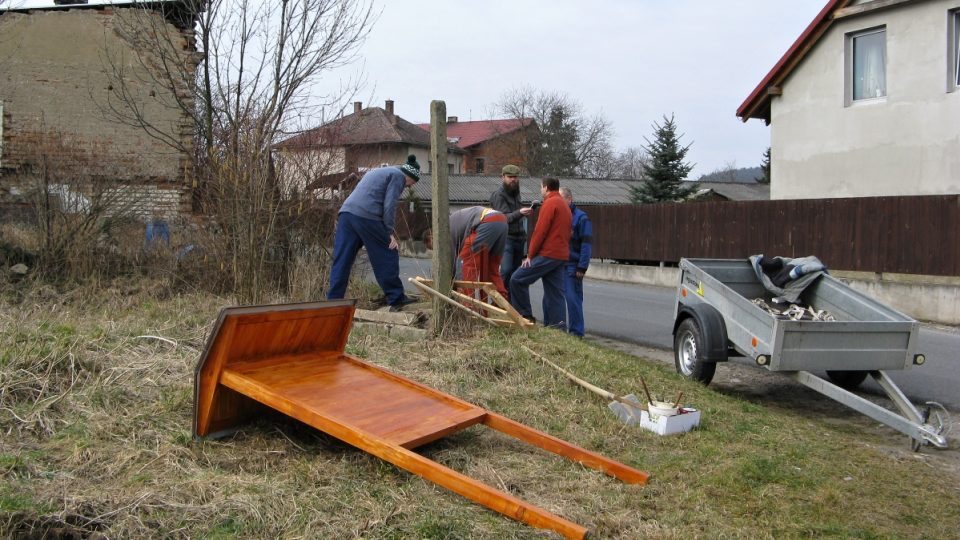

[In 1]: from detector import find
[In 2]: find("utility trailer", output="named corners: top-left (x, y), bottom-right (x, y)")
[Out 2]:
top-left (672, 258), bottom-right (948, 450)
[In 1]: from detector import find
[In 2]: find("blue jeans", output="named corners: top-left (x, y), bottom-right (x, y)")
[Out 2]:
top-left (564, 265), bottom-right (585, 337)
top-left (327, 212), bottom-right (407, 305)
top-left (145, 219), bottom-right (170, 248)
top-left (499, 236), bottom-right (525, 297)
top-left (509, 256), bottom-right (566, 328)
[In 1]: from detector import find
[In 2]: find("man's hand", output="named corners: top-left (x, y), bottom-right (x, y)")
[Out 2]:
top-left (518, 207), bottom-right (533, 216)
top-left (388, 234), bottom-right (399, 250)
top-left (521, 257), bottom-right (531, 268)
top-left (575, 270), bottom-right (585, 280)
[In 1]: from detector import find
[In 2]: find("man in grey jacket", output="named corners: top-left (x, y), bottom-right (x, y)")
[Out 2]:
top-left (327, 155), bottom-right (421, 311)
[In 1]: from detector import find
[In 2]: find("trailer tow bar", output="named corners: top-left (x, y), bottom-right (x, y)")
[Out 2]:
top-left (789, 370), bottom-right (949, 450)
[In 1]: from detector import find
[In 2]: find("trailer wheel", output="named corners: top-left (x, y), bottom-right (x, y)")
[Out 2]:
top-left (826, 370), bottom-right (869, 389)
top-left (674, 318), bottom-right (717, 385)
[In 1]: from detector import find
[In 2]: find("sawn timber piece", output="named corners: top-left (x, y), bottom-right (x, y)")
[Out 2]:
top-left (193, 300), bottom-right (649, 540)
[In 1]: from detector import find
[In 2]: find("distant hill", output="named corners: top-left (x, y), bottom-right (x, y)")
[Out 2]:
top-left (696, 166), bottom-right (762, 184)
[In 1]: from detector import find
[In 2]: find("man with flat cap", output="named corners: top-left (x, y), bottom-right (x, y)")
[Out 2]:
top-left (489, 164), bottom-right (532, 297)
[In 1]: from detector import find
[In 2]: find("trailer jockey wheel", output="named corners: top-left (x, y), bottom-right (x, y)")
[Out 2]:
top-left (911, 406), bottom-right (932, 452)
top-left (911, 402), bottom-right (950, 452)
top-left (673, 318), bottom-right (717, 385)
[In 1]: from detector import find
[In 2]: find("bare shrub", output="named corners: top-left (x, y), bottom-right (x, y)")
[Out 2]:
top-left (6, 131), bottom-right (164, 283)
top-left (98, 0), bottom-right (376, 303)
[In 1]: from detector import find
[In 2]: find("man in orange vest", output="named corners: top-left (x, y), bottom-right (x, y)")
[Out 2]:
top-left (508, 177), bottom-right (572, 327)
top-left (449, 206), bottom-right (509, 301)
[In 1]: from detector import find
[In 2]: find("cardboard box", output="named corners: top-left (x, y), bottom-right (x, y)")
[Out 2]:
top-left (639, 408), bottom-right (701, 436)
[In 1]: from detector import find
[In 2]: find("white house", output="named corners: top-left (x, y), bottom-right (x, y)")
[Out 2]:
top-left (738, 0), bottom-right (960, 200)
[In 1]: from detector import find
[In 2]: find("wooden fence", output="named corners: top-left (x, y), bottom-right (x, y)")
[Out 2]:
top-left (579, 195), bottom-right (960, 277)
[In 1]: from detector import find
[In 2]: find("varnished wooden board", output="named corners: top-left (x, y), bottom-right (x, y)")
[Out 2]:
top-left (221, 352), bottom-right (487, 448)
top-left (193, 300), bottom-right (357, 438)
top-left (192, 300), bottom-right (649, 540)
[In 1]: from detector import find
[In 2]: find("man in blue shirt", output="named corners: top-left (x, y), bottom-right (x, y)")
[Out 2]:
top-left (327, 155), bottom-right (421, 311)
top-left (560, 187), bottom-right (592, 337)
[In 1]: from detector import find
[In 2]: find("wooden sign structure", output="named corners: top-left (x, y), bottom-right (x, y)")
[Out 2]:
top-left (409, 276), bottom-right (534, 330)
top-left (193, 300), bottom-right (648, 539)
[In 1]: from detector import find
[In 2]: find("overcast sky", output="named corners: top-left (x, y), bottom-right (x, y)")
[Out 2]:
top-left (348, 0), bottom-right (827, 178)
top-left (9, 0), bottom-right (828, 178)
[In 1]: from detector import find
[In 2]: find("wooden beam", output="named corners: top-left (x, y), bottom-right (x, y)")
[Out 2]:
top-left (410, 277), bottom-right (502, 327)
top-left (450, 290), bottom-right (510, 317)
top-left (487, 289), bottom-right (534, 329)
top-left (767, 86), bottom-right (783, 96)
top-left (430, 101), bottom-right (453, 333)
top-left (484, 412), bottom-right (650, 485)
top-left (832, 0), bottom-right (922, 20)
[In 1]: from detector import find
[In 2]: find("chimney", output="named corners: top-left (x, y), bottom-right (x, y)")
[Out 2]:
top-left (385, 100), bottom-right (398, 125)
top-left (447, 116), bottom-right (458, 123)
top-left (353, 101), bottom-right (362, 113)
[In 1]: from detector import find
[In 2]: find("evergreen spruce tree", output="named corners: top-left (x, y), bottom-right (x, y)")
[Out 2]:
top-left (630, 114), bottom-right (697, 203)
top-left (756, 147), bottom-right (771, 184)
top-left (535, 105), bottom-right (579, 176)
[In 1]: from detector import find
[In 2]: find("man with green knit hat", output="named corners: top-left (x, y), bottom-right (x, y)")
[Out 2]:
top-left (327, 155), bottom-right (421, 311)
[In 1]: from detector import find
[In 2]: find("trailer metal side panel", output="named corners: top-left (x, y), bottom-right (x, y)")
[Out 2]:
top-left (773, 321), bottom-right (915, 371)
top-left (678, 259), bottom-right (918, 371)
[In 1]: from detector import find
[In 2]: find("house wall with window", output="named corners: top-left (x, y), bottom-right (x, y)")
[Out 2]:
top-left (770, 0), bottom-right (960, 199)
top-left (462, 125), bottom-right (537, 175)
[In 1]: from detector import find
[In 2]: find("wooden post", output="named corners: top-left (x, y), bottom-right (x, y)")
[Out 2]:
top-left (429, 100), bottom-right (453, 333)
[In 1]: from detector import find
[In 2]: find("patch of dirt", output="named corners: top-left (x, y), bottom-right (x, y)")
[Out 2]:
top-left (589, 335), bottom-right (960, 481)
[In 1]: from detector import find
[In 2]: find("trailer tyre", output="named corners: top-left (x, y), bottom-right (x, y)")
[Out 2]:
top-left (826, 370), bottom-right (869, 389)
top-left (674, 318), bottom-right (717, 385)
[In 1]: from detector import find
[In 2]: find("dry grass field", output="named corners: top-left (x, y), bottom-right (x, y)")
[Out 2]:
top-left (2, 280), bottom-right (959, 538)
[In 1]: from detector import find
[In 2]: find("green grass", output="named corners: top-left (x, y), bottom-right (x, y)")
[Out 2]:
top-left (0, 282), bottom-right (958, 538)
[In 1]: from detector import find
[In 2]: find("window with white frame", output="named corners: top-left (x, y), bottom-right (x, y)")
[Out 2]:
top-left (848, 27), bottom-right (887, 102)
top-left (952, 10), bottom-right (960, 90)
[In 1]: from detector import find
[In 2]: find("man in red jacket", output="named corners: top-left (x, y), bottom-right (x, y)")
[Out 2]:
top-left (508, 177), bottom-right (572, 327)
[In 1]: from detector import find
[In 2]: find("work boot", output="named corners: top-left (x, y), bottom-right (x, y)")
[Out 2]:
top-left (389, 295), bottom-right (418, 312)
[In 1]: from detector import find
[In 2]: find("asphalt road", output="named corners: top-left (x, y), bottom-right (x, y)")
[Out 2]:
top-left (397, 257), bottom-right (960, 410)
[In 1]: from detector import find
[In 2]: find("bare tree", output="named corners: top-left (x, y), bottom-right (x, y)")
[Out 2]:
top-left (100, 0), bottom-right (376, 302)
top-left (612, 147), bottom-right (650, 180)
top-left (583, 146), bottom-right (649, 179)
top-left (494, 86), bottom-right (614, 177)
top-left (712, 160), bottom-right (739, 183)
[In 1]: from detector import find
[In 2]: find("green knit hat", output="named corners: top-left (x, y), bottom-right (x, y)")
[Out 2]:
top-left (399, 155), bottom-right (421, 181)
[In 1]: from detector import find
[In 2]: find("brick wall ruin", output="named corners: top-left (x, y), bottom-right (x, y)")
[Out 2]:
top-left (0, 4), bottom-right (199, 221)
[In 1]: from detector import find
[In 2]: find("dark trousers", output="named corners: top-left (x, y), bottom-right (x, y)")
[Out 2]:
top-left (499, 236), bottom-right (525, 297)
top-left (564, 265), bottom-right (585, 336)
top-left (327, 212), bottom-right (406, 305)
top-left (509, 256), bottom-right (566, 328)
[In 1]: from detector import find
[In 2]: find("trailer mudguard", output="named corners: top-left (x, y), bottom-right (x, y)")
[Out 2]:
top-left (674, 304), bottom-right (728, 361)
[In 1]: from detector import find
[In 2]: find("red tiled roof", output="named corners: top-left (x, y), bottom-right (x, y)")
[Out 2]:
top-left (415, 118), bottom-right (535, 149)
top-left (277, 106), bottom-right (433, 149)
top-left (737, 0), bottom-right (853, 123)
